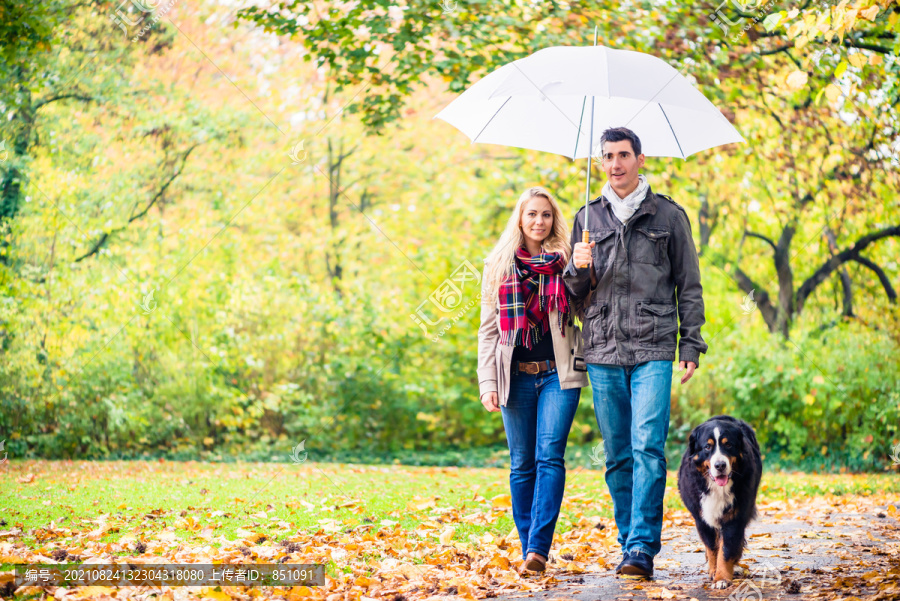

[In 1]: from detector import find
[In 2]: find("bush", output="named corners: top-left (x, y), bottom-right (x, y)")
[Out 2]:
top-left (2, 275), bottom-right (897, 473)
top-left (672, 321), bottom-right (900, 471)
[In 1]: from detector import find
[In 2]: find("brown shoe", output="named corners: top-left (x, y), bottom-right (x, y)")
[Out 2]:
top-left (523, 552), bottom-right (547, 572)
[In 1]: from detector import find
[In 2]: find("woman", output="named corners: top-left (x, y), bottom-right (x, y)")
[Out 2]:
top-left (477, 186), bottom-right (588, 573)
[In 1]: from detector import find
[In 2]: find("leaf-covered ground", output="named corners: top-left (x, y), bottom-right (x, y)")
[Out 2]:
top-left (1, 460), bottom-right (898, 600)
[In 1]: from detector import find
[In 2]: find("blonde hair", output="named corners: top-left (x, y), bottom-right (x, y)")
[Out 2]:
top-left (482, 186), bottom-right (572, 308)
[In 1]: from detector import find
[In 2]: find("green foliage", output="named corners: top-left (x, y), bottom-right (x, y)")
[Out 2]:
top-left (237, 1), bottom-right (900, 133)
top-left (672, 321), bottom-right (900, 471)
top-left (0, 279), bottom-right (501, 459)
top-left (236, 0), bottom-right (625, 132)
top-left (0, 0), bottom-right (898, 473)
top-left (0, 0), bottom-right (62, 78)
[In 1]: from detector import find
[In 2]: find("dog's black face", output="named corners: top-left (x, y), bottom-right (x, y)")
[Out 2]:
top-left (688, 419), bottom-right (745, 488)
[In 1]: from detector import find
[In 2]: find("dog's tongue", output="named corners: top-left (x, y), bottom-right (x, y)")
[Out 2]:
top-left (715, 475), bottom-right (728, 487)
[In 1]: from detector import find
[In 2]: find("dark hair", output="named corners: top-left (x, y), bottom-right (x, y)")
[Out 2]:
top-left (599, 127), bottom-right (642, 157)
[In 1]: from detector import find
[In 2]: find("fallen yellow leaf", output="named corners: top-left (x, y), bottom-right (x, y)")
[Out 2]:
top-left (201, 587), bottom-right (231, 601)
top-left (76, 586), bottom-right (118, 598)
top-left (288, 586), bottom-right (314, 599)
top-left (439, 527), bottom-right (455, 545)
top-left (487, 555), bottom-right (510, 570)
top-left (491, 494), bottom-right (512, 508)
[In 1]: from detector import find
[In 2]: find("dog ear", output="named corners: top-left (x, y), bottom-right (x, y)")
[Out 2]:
top-left (739, 423), bottom-right (756, 460)
top-left (740, 428), bottom-right (754, 461)
top-left (688, 428), bottom-right (699, 455)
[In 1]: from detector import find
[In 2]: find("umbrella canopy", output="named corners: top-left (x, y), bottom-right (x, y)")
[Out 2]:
top-left (434, 45), bottom-right (744, 160)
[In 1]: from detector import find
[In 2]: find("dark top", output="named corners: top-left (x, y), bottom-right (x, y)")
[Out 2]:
top-left (512, 321), bottom-right (555, 363)
top-left (562, 187), bottom-right (708, 367)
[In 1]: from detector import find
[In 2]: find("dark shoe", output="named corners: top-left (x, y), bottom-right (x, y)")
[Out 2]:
top-left (619, 550), bottom-right (653, 578)
top-left (523, 552), bottom-right (547, 572)
top-left (615, 553), bottom-right (628, 574)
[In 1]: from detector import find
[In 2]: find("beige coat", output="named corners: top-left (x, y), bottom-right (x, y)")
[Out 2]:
top-left (477, 277), bottom-right (589, 406)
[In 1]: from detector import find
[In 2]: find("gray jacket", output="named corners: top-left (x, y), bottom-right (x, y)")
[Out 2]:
top-left (563, 185), bottom-right (708, 367)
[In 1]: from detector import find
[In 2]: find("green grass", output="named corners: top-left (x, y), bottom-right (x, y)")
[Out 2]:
top-left (2, 459), bottom-right (899, 575)
top-left (65, 440), bottom-right (899, 475)
top-left (1, 461), bottom-right (517, 562)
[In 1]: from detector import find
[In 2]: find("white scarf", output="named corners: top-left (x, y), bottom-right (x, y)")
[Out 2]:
top-left (602, 174), bottom-right (650, 225)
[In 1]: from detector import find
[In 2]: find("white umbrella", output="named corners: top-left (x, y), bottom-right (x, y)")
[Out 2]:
top-left (433, 44), bottom-right (744, 159)
top-left (433, 41), bottom-right (745, 261)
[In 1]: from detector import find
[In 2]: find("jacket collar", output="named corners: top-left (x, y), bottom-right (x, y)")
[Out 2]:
top-left (593, 183), bottom-right (659, 221)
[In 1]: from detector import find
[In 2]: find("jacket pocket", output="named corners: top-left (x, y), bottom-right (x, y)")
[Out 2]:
top-left (584, 302), bottom-right (609, 349)
top-left (632, 227), bottom-right (670, 265)
top-left (589, 229), bottom-right (617, 271)
top-left (636, 301), bottom-right (677, 349)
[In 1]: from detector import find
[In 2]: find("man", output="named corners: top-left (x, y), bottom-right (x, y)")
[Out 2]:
top-left (563, 127), bottom-right (708, 578)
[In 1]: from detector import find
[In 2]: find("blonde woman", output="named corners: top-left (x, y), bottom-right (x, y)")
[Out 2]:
top-left (477, 186), bottom-right (588, 573)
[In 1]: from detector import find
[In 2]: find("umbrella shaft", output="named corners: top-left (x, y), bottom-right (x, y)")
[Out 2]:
top-left (581, 94), bottom-right (596, 268)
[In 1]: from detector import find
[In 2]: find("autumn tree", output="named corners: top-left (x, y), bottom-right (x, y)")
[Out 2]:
top-left (238, 0), bottom-right (900, 339)
top-left (671, 0), bottom-right (900, 337)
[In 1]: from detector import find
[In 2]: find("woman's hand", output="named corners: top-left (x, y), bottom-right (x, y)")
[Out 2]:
top-left (480, 392), bottom-right (500, 412)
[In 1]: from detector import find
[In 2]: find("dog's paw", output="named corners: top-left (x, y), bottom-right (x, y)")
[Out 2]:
top-left (713, 579), bottom-right (731, 589)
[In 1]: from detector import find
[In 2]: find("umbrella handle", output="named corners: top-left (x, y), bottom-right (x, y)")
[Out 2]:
top-left (578, 230), bottom-right (590, 269)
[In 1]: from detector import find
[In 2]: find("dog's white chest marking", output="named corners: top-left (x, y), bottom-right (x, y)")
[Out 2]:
top-left (700, 480), bottom-right (734, 528)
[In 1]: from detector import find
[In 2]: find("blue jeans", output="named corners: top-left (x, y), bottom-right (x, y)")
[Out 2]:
top-left (500, 368), bottom-right (581, 560)
top-left (587, 360), bottom-right (673, 558)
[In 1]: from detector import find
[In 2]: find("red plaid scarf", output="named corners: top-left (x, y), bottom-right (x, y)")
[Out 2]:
top-left (498, 247), bottom-right (570, 349)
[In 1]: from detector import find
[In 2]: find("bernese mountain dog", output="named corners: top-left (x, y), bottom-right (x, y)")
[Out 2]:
top-left (677, 415), bottom-right (763, 589)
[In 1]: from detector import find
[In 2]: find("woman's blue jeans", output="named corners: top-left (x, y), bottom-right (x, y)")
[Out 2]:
top-left (500, 368), bottom-right (580, 560)
top-left (586, 360), bottom-right (673, 559)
